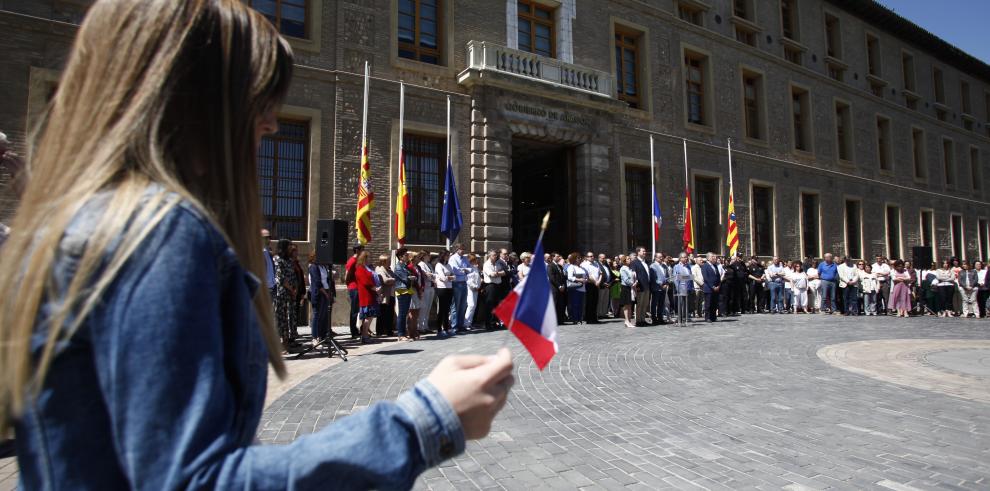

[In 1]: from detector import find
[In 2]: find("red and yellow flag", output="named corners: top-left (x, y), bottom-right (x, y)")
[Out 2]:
top-left (682, 189), bottom-right (695, 253)
top-left (356, 139), bottom-right (373, 244)
top-left (394, 148), bottom-right (409, 246)
top-left (726, 187), bottom-right (738, 255)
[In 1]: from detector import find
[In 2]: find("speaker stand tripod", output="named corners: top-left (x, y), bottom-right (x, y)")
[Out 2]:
top-left (295, 333), bottom-right (348, 361)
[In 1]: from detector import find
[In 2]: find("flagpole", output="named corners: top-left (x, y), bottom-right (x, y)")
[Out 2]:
top-left (682, 139), bottom-right (689, 195)
top-left (727, 137), bottom-right (734, 200)
top-left (398, 82), bottom-right (405, 253)
top-left (445, 95), bottom-right (452, 250)
top-left (355, 60), bottom-right (371, 245)
top-left (650, 135), bottom-right (656, 258)
top-left (682, 138), bottom-right (691, 255)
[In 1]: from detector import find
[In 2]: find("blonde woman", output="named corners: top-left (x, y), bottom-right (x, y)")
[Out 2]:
top-left (0, 2), bottom-right (513, 488)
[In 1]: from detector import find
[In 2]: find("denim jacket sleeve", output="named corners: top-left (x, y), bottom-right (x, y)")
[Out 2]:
top-left (84, 206), bottom-right (464, 490)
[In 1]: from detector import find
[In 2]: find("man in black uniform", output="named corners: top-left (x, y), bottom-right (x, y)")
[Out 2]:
top-left (728, 254), bottom-right (749, 315)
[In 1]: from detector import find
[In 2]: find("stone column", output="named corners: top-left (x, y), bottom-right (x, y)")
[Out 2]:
top-left (573, 141), bottom-right (614, 253)
top-left (469, 98), bottom-right (512, 252)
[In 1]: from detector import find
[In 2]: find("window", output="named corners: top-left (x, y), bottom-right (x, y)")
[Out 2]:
top-left (961, 80), bottom-right (972, 115)
top-left (866, 34), bottom-right (881, 77)
top-left (901, 52), bottom-right (915, 92)
top-left (733, 0), bottom-right (753, 20)
top-left (845, 199), bottom-right (862, 259)
top-left (827, 62), bottom-right (845, 82)
top-left (791, 86), bottom-right (811, 152)
top-left (625, 166), bottom-right (651, 250)
top-left (869, 81), bottom-right (885, 98)
top-left (905, 93), bottom-right (919, 111)
top-left (677, 1), bottom-right (705, 27)
top-left (684, 50), bottom-right (711, 127)
top-left (933, 67), bottom-right (945, 104)
top-left (404, 133), bottom-right (446, 244)
top-left (935, 108), bottom-right (947, 122)
top-left (615, 28), bottom-right (640, 109)
top-left (735, 26), bottom-right (757, 47)
top-left (950, 214), bottom-right (963, 259)
top-left (780, 0), bottom-right (799, 41)
top-left (824, 13), bottom-right (841, 59)
top-left (943, 138), bottom-right (955, 187)
top-left (249, 0), bottom-right (306, 39)
top-left (835, 101), bottom-right (852, 162)
top-left (920, 210), bottom-right (934, 248)
top-left (979, 218), bottom-right (989, 261)
top-left (877, 116), bottom-right (892, 172)
top-left (784, 46), bottom-right (803, 66)
top-left (731, 0), bottom-right (758, 47)
top-left (398, 0), bottom-right (442, 64)
top-left (972, 147), bottom-right (981, 191)
top-left (518, 0), bottom-right (555, 58)
top-left (259, 120), bottom-right (309, 240)
top-left (912, 128), bottom-right (926, 179)
top-left (886, 205), bottom-right (901, 259)
top-left (752, 185), bottom-right (774, 256)
top-left (742, 70), bottom-right (765, 140)
top-left (800, 193), bottom-right (820, 258)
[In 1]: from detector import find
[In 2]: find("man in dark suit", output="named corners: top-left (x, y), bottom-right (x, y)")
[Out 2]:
top-left (701, 253), bottom-right (721, 322)
top-left (630, 247), bottom-right (652, 326)
top-left (547, 252), bottom-right (567, 321)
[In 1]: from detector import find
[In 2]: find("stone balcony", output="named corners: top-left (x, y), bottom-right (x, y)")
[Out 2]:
top-left (457, 40), bottom-right (614, 99)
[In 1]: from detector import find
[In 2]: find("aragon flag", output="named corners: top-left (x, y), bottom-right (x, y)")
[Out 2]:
top-left (726, 187), bottom-right (739, 256)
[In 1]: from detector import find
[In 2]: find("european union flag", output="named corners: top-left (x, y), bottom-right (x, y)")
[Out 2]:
top-left (440, 157), bottom-right (462, 243)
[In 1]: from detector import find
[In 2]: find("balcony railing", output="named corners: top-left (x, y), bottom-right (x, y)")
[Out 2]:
top-left (463, 40), bottom-right (614, 98)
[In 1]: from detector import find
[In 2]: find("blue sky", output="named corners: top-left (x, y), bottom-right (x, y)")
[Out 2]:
top-left (880, 0), bottom-right (990, 64)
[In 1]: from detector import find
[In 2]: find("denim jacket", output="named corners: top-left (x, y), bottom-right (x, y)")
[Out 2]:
top-left (15, 188), bottom-right (464, 490)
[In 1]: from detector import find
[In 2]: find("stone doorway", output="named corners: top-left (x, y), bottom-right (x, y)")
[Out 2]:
top-left (510, 138), bottom-right (575, 253)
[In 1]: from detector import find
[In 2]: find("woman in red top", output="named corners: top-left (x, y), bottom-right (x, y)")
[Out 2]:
top-left (353, 251), bottom-right (380, 344)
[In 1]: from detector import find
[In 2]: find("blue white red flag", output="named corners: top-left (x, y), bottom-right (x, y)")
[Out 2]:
top-left (492, 238), bottom-right (558, 370)
top-left (652, 189), bottom-right (662, 242)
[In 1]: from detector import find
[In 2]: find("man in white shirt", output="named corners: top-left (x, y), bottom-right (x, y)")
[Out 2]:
top-left (580, 252), bottom-right (602, 324)
top-left (417, 253), bottom-right (436, 333)
top-left (691, 256), bottom-right (705, 318)
top-left (448, 243), bottom-right (472, 332)
top-left (976, 260), bottom-right (989, 319)
top-left (872, 255), bottom-right (891, 315)
top-left (482, 250), bottom-right (505, 330)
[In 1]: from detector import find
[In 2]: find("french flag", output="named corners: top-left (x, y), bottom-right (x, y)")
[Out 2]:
top-left (492, 238), bottom-right (558, 370)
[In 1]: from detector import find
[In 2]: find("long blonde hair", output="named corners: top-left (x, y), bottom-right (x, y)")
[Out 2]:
top-left (0, 0), bottom-right (292, 430)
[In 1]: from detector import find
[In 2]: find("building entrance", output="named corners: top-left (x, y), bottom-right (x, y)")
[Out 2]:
top-left (511, 139), bottom-right (574, 253)
top-left (694, 176), bottom-right (721, 255)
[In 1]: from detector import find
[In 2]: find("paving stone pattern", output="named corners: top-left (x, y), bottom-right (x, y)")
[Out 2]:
top-left (258, 315), bottom-right (990, 490)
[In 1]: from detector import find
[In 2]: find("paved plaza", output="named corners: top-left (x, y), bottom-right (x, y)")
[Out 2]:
top-left (259, 315), bottom-right (990, 490)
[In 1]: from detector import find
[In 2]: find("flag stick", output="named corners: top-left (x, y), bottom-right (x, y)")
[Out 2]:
top-left (682, 139), bottom-right (689, 196)
top-left (650, 135), bottom-right (656, 258)
top-left (504, 211), bottom-right (551, 337)
top-left (446, 95), bottom-right (451, 251)
top-left (727, 137), bottom-right (734, 199)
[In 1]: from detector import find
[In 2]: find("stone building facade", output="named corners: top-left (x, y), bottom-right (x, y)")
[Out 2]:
top-left (3, 0), bottom-right (990, 263)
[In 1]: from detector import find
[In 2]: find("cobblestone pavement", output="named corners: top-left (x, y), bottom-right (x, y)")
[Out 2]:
top-left (258, 314), bottom-right (990, 490)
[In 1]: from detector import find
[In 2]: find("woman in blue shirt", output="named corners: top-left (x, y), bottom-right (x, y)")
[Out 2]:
top-left (0, 1), bottom-right (513, 489)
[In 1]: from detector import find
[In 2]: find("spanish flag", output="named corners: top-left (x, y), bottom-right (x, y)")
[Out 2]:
top-left (395, 148), bottom-right (408, 246)
top-left (682, 189), bottom-right (695, 253)
top-left (726, 187), bottom-right (738, 255)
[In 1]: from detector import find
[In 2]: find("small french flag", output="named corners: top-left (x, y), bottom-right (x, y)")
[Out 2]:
top-left (492, 237), bottom-right (558, 370)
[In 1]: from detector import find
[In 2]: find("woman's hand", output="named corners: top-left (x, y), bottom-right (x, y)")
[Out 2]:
top-left (427, 348), bottom-right (514, 440)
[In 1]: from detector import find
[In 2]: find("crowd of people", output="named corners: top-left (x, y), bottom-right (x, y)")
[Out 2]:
top-left (266, 235), bottom-right (990, 352)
